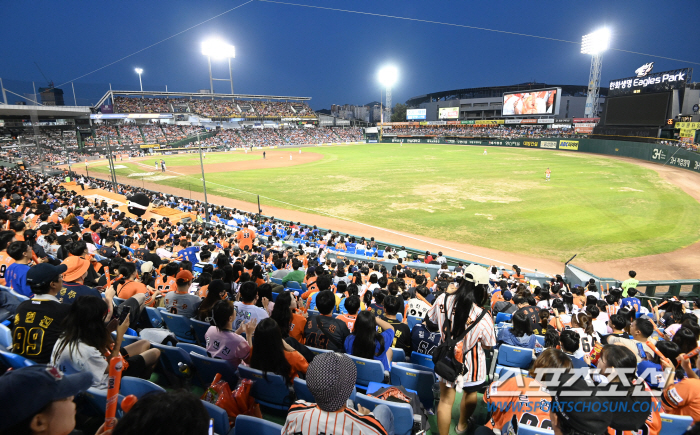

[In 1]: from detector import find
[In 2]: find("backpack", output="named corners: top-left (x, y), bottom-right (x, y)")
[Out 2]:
top-left (432, 301), bottom-right (488, 384)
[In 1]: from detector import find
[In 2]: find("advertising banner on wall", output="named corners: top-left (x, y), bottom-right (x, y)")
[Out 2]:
top-left (438, 107), bottom-right (459, 119)
top-left (559, 140), bottom-right (579, 150)
top-left (677, 122), bottom-right (700, 130)
top-left (474, 120), bottom-right (504, 125)
top-left (540, 140), bottom-right (557, 149)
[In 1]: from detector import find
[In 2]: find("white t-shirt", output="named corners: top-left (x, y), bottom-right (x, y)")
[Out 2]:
top-left (51, 339), bottom-right (108, 389)
top-left (592, 318), bottom-right (609, 336)
top-left (406, 298), bottom-right (431, 319)
top-left (537, 300), bottom-right (553, 310)
top-left (233, 302), bottom-right (269, 331)
top-left (569, 328), bottom-right (600, 359)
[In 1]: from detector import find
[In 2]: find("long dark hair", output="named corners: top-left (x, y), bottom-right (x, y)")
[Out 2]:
top-left (511, 311), bottom-right (532, 338)
top-left (350, 311), bottom-right (385, 359)
top-left (211, 300), bottom-right (234, 331)
top-left (249, 318), bottom-right (293, 384)
top-left (562, 293), bottom-right (575, 314)
top-left (198, 280), bottom-right (227, 321)
top-left (449, 278), bottom-right (488, 338)
top-left (53, 296), bottom-right (110, 360)
top-left (270, 292), bottom-right (293, 338)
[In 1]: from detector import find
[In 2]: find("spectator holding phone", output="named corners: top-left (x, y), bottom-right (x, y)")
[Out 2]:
top-left (51, 296), bottom-right (160, 388)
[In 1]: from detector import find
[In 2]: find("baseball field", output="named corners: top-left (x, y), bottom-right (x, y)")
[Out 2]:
top-left (86, 143), bottom-right (700, 264)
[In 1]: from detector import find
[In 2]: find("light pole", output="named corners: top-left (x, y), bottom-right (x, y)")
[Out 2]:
top-left (196, 132), bottom-right (210, 225)
top-left (378, 66), bottom-right (398, 122)
top-left (581, 28), bottom-right (611, 118)
top-left (135, 68), bottom-right (144, 97)
top-left (201, 39), bottom-right (236, 98)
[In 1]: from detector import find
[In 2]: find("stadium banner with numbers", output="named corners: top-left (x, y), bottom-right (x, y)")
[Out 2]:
top-left (378, 136), bottom-right (700, 174)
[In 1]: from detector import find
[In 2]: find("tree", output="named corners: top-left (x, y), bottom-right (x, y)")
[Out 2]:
top-left (391, 103), bottom-right (407, 122)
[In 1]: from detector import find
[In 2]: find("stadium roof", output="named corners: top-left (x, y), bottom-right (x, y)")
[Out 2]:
top-left (95, 90), bottom-right (311, 108)
top-left (406, 83), bottom-right (609, 107)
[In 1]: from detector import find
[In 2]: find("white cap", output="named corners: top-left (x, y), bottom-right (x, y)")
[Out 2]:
top-left (463, 264), bottom-right (489, 286)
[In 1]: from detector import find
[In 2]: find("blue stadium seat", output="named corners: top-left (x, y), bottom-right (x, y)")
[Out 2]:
top-left (495, 312), bottom-right (513, 324)
top-left (190, 318), bottom-right (211, 346)
top-left (201, 400), bottom-right (231, 435)
top-left (293, 378), bottom-right (316, 403)
top-left (271, 292), bottom-right (279, 302)
top-left (514, 424), bottom-right (554, 435)
top-left (534, 335), bottom-right (545, 347)
top-left (232, 414), bottom-right (284, 435)
top-left (307, 310), bottom-right (319, 317)
top-left (348, 355), bottom-right (385, 390)
top-left (78, 387), bottom-right (124, 416)
top-left (150, 343), bottom-right (194, 382)
top-left (659, 413), bottom-right (694, 435)
top-left (177, 342), bottom-right (208, 356)
top-left (121, 334), bottom-right (141, 347)
top-left (301, 283), bottom-right (307, 293)
top-left (112, 297), bottom-right (126, 306)
top-left (354, 392), bottom-right (414, 435)
top-left (495, 345), bottom-right (534, 369)
top-left (493, 365), bottom-right (529, 382)
top-left (145, 306), bottom-right (163, 328)
top-left (390, 348), bottom-right (406, 363)
top-left (160, 312), bottom-right (197, 343)
top-left (286, 281), bottom-right (302, 291)
top-left (189, 351), bottom-right (239, 387)
top-left (0, 349), bottom-right (36, 369)
top-left (270, 278), bottom-right (283, 286)
top-left (410, 351), bottom-right (435, 370)
top-left (406, 316), bottom-right (422, 331)
top-left (120, 376), bottom-right (165, 398)
top-left (390, 363), bottom-right (435, 410)
top-left (377, 250), bottom-right (385, 257)
top-left (238, 366), bottom-right (294, 411)
top-left (307, 346), bottom-right (333, 356)
top-left (0, 324), bottom-right (12, 349)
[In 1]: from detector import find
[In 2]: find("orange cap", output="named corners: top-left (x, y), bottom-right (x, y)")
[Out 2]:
top-left (176, 270), bottom-right (193, 282)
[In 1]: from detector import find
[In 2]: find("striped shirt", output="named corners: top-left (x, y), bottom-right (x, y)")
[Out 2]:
top-left (427, 293), bottom-right (496, 384)
top-left (283, 401), bottom-right (388, 435)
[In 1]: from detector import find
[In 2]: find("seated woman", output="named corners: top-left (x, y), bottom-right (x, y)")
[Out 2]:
top-left (51, 296), bottom-right (160, 389)
top-left (196, 280), bottom-right (230, 322)
top-left (344, 310), bottom-right (395, 371)
top-left (270, 291), bottom-right (307, 344)
top-left (496, 311), bottom-right (540, 351)
top-left (205, 300), bottom-right (255, 369)
top-left (250, 318), bottom-right (309, 384)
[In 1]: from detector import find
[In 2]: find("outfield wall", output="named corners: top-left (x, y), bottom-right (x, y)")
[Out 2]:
top-left (375, 137), bottom-right (700, 173)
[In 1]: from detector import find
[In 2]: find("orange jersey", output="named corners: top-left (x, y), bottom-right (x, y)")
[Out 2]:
top-left (235, 228), bottom-right (255, 250)
top-left (0, 250), bottom-right (14, 286)
top-left (336, 314), bottom-right (357, 332)
top-left (662, 377), bottom-right (700, 423)
top-left (155, 275), bottom-right (178, 295)
top-left (483, 376), bottom-right (551, 430)
top-left (289, 312), bottom-right (307, 344)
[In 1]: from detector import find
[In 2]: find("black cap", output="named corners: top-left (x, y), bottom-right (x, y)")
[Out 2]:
top-left (26, 263), bottom-right (68, 287)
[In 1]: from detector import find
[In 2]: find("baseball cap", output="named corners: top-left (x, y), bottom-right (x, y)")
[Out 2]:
top-left (503, 290), bottom-right (513, 301)
top-left (140, 261), bottom-right (154, 274)
top-left (463, 264), bottom-right (489, 286)
top-left (26, 263), bottom-right (68, 287)
top-left (306, 352), bottom-right (357, 412)
top-left (62, 256), bottom-right (91, 282)
top-left (0, 365), bottom-right (92, 431)
top-left (552, 374), bottom-right (613, 435)
top-left (176, 270), bottom-right (193, 282)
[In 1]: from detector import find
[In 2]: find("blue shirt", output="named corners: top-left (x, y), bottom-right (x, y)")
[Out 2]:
top-left (5, 263), bottom-right (32, 298)
top-left (58, 281), bottom-right (101, 304)
top-left (411, 324), bottom-right (441, 356)
top-left (344, 329), bottom-right (395, 371)
top-left (621, 297), bottom-right (642, 312)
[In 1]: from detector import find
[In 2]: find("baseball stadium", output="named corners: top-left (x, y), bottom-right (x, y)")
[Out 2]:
top-left (1, 2), bottom-right (700, 435)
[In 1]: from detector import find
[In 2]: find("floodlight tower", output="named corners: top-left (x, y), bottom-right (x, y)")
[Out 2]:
top-left (378, 66), bottom-right (398, 122)
top-left (201, 39), bottom-right (236, 97)
top-left (581, 28), bottom-right (611, 118)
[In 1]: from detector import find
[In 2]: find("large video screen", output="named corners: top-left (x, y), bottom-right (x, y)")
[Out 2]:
top-left (604, 93), bottom-right (670, 126)
top-left (502, 88), bottom-right (560, 116)
top-left (438, 107), bottom-right (459, 119)
top-left (406, 109), bottom-right (426, 120)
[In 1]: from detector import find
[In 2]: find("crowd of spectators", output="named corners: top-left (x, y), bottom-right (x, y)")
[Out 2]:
top-left (140, 125), bottom-right (166, 144)
top-left (384, 125), bottom-right (582, 139)
top-left (332, 127), bottom-right (363, 142)
top-left (238, 128), bottom-right (285, 147)
top-left (198, 129), bottom-right (245, 149)
top-left (280, 128), bottom-right (310, 145)
top-left (1, 164), bottom-right (699, 435)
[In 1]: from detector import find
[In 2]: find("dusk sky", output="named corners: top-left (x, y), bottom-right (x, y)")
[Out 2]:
top-left (2, 0), bottom-right (699, 109)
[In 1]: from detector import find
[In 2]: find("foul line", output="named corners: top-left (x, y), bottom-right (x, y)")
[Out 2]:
top-left (121, 158), bottom-right (552, 275)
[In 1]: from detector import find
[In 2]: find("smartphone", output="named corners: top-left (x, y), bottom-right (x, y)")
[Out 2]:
top-left (118, 306), bottom-right (131, 324)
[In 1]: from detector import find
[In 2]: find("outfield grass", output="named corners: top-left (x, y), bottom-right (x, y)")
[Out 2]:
top-left (90, 144), bottom-right (700, 262)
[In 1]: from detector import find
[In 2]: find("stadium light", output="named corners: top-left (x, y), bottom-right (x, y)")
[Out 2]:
top-left (201, 39), bottom-right (235, 96)
top-left (581, 28), bottom-right (611, 118)
top-left (134, 68), bottom-right (143, 98)
top-left (378, 66), bottom-right (398, 124)
top-left (581, 28), bottom-right (611, 55)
